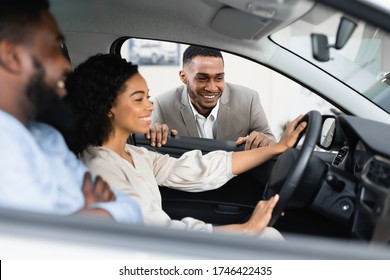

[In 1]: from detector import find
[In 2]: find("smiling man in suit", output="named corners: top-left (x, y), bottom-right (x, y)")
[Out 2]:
top-left (150, 45), bottom-right (276, 150)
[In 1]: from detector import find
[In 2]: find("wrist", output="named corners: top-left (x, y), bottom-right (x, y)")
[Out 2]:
top-left (241, 221), bottom-right (253, 235)
top-left (273, 142), bottom-right (287, 154)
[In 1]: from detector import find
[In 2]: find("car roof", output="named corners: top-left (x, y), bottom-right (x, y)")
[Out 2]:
top-left (51, 0), bottom-right (390, 123)
top-left (51, 0), bottom-right (316, 65)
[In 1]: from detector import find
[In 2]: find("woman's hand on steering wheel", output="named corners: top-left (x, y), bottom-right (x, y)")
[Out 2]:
top-left (263, 110), bottom-right (323, 226)
top-left (278, 115), bottom-right (307, 150)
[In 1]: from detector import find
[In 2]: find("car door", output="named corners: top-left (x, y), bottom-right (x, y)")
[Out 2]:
top-left (131, 134), bottom-right (275, 225)
top-left (132, 133), bottom-right (340, 234)
top-left (119, 38), bottom-right (341, 233)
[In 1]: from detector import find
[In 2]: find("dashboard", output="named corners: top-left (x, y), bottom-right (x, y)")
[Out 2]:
top-left (332, 116), bottom-right (390, 242)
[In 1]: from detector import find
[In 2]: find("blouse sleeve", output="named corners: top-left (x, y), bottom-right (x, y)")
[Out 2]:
top-left (87, 154), bottom-right (214, 232)
top-left (86, 157), bottom-right (144, 203)
top-left (82, 157), bottom-right (144, 224)
top-left (151, 149), bottom-right (235, 192)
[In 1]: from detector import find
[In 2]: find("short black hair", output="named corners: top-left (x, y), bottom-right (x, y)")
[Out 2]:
top-left (0, 0), bottom-right (50, 43)
top-left (182, 45), bottom-right (223, 65)
top-left (65, 53), bottom-right (139, 155)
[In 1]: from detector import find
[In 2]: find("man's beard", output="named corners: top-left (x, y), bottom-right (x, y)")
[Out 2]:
top-left (26, 58), bottom-right (74, 140)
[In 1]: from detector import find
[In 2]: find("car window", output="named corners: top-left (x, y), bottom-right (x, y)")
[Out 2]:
top-left (271, 4), bottom-right (390, 113)
top-left (120, 38), bottom-right (339, 139)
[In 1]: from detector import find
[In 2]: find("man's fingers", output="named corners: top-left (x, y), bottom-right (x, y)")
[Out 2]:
top-left (149, 123), bottom-right (162, 147)
top-left (83, 174), bottom-right (116, 209)
top-left (253, 135), bottom-right (265, 149)
top-left (245, 135), bottom-right (255, 150)
top-left (82, 172), bottom-right (92, 195)
top-left (260, 137), bottom-right (273, 147)
top-left (170, 129), bottom-right (178, 136)
top-left (92, 175), bottom-right (104, 194)
top-left (149, 123), bottom-right (174, 147)
top-left (93, 175), bottom-right (115, 202)
top-left (101, 180), bottom-right (114, 201)
top-left (235, 136), bottom-right (247, 145)
top-left (245, 132), bottom-right (271, 150)
top-left (107, 189), bottom-right (116, 201)
top-left (149, 126), bottom-right (156, 146)
top-left (245, 137), bottom-right (255, 150)
top-left (82, 172), bottom-right (93, 207)
top-left (158, 124), bottom-right (169, 146)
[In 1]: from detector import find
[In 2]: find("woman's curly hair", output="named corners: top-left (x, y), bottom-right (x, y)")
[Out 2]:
top-left (65, 53), bottom-right (138, 155)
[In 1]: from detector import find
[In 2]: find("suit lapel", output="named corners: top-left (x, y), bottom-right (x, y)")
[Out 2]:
top-left (180, 88), bottom-right (199, 137)
top-left (217, 85), bottom-right (231, 139)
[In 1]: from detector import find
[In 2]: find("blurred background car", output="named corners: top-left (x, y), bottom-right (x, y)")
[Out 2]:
top-left (128, 39), bottom-right (180, 65)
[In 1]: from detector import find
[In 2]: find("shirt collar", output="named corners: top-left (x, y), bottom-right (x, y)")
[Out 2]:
top-left (187, 95), bottom-right (220, 120)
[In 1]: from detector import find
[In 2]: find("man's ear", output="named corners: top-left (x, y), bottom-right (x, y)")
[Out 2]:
top-left (179, 69), bottom-right (187, 84)
top-left (0, 41), bottom-right (23, 74)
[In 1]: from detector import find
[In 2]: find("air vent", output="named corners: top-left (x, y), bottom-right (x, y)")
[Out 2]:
top-left (363, 156), bottom-right (390, 188)
top-left (333, 147), bottom-right (348, 166)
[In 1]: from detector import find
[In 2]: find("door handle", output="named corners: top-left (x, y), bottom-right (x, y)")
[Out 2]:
top-left (214, 204), bottom-right (243, 215)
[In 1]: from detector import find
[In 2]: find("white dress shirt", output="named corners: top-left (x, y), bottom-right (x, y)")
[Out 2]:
top-left (188, 95), bottom-right (219, 139)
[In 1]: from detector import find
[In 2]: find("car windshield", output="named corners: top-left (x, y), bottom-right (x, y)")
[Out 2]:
top-left (271, 3), bottom-right (390, 113)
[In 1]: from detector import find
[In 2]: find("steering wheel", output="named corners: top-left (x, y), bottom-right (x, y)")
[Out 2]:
top-left (263, 110), bottom-right (322, 226)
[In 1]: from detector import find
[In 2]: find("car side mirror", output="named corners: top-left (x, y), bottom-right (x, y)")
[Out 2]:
top-left (311, 16), bottom-right (357, 62)
top-left (318, 115), bottom-right (336, 149)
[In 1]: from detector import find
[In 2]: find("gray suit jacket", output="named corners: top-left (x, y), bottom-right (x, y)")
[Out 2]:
top-left (152, 83), bottom-right (275, 141)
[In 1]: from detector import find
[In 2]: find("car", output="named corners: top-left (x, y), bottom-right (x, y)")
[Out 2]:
top-left (127, 39), bottom-right (180, 65)
top-left (1, 0), bottom-right (390, 260)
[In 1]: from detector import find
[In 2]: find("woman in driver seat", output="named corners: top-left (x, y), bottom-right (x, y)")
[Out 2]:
top-left (65, 53), bottom-right (306, 239)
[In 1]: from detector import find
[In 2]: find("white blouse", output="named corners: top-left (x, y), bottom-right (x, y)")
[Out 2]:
top-left (81, 144), bottom-right (234, 232)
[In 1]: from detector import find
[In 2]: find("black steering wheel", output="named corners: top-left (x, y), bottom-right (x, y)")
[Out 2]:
top-left (263, 110), bottom-right (322, 226)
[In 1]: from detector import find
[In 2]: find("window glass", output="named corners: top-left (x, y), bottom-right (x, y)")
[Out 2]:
top-left (121, 38), bottom-right (338, 139)
top-left (271, 5), bottom-right (390, 113)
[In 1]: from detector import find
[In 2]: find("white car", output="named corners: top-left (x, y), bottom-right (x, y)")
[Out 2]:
top-left (128, 39), bottom-right (179, 65)
top-left (1, 0), bottom-right (390, 260)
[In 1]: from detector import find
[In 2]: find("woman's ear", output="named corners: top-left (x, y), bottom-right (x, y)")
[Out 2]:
top-left (108, 111), bottom-right (114, 118)
top-left (0, 41), bottom-right (23, 74)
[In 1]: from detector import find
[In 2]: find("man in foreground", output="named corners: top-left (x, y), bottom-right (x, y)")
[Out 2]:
top-left (0, 0), bottom-right (141, 223)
